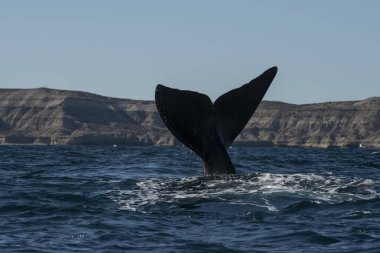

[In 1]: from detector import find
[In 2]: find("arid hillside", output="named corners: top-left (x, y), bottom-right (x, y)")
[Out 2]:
top-left (0, 88), bottom-right (379, 148)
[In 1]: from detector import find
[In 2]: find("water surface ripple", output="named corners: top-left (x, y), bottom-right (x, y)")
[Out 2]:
top-left (0, 146), bottom-right (379, 252)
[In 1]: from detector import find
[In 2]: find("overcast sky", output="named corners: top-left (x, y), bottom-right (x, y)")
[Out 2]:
top-left (1, 0), bottom-right (379, 104)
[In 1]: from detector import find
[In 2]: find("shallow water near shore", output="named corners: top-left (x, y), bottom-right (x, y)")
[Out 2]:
top-left (1, 145), bottom-right (379, 252)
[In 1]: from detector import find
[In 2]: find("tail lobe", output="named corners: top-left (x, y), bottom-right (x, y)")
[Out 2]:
top-left (155, 67), bottom-right (278, 175)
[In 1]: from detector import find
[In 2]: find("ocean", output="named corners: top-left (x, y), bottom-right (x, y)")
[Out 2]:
top-left (0, 145), bottom-right (379, 252)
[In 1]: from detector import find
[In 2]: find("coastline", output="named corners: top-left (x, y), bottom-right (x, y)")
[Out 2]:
top-left (0, 88), bottom-right (379, 148)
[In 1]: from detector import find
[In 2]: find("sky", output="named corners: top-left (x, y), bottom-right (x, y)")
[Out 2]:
top-left (0, 0), bottom-right (379, 104)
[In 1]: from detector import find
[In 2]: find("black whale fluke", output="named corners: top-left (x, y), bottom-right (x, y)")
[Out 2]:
top-left (155, 66), bottom-right (278, 175)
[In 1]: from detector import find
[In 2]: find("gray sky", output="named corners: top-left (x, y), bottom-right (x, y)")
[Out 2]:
top-left (1, 0), bottom-right (379, 104)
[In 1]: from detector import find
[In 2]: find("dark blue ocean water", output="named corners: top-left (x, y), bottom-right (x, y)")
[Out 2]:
top-left (0, 145), bottom-right (379, 253)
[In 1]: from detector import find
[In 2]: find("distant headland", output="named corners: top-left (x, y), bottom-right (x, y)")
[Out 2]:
top-left (0, 88), bottom-right (379, 148)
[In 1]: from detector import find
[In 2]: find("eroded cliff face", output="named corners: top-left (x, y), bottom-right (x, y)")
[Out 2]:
top-left (237, 98), bottom-right (380, 148)
top-left (0, 88), bottom-right (168, 145)
top-left (0, 88), bottom-right (379, 147)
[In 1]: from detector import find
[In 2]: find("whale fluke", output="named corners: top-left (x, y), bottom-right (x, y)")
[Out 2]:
top-left (155, 66), bottom-right (278, 175)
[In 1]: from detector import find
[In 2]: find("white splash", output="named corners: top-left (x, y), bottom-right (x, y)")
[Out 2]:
top-left (108, 173), bottom-right (379, 212)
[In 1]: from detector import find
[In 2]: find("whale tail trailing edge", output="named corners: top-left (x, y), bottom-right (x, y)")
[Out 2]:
top-left (155, 66), bottom-right (278, 175)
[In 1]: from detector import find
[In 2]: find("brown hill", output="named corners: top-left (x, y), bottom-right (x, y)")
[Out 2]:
top-left (0, 88), bottom-right (379, 148)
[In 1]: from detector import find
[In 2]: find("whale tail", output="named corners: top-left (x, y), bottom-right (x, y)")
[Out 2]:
top-left (155, 66), bottom-right (278, 175)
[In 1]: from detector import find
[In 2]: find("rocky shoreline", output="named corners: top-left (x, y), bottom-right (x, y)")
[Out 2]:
top-left (0, 88), bottom-right (379, 148)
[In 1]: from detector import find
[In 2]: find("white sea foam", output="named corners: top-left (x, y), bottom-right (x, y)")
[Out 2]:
top-left (108, 173), bottom-right (379, 212)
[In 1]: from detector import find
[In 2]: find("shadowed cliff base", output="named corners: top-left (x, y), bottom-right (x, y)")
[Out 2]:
top-left (0, 88), bottom-right (379, 148)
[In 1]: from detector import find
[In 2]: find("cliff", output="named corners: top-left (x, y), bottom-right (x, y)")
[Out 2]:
top-left (0, 88), bottom-right (379, 148)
